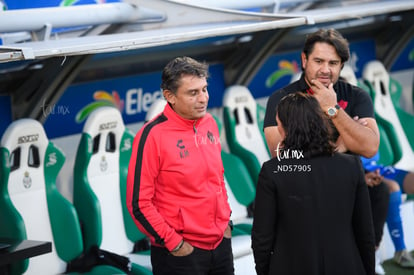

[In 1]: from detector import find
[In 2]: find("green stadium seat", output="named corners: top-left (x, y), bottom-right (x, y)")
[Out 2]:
top-left (376, 115), bottom-right (404, 166)
top-left (72, 107), bottom-right (152, 275)
top-left (389, 78), bottom-right (414, 151)
top-left (222, 151), bottom-right (255, 233)
top-left (212, 114), bottom-right (255, 272)
top-left (341, 64), bottom-right (402, 166)
top-left (144, 98), bottom-right (167, 123)
top-left (342, 64), bottom-right (414, 202)
top-left (0, 119), bottom-right (125, 275)
top-left (363, 60), bottom-right (414, 172)
top-left (223, 85), bottom-right (271, 185)
top-left (340, 64), bottom-right (358, 86)
top-left (256, 103), bottom-right (272, 156)
top-left (213, 114), bottom-right (255, 234)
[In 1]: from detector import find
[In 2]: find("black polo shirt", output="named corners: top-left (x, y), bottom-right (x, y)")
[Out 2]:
top-left (263, 74), bottom-right (375, 129)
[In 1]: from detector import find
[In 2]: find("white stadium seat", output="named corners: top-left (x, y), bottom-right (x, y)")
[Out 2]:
top-left (363, 60), bottom-right (414, 172)
top-left (72, 106), bottom-right (152, 274)
top-left (0, 119), bottom-right (125, 274)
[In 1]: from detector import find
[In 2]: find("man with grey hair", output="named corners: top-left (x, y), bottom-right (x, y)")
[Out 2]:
top-left (127, 56), bottom-right (234, 275)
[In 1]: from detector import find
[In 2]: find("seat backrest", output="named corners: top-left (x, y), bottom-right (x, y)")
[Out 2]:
top-left (290, 72), bottom-right (301, 83)
top-left (73, 106), bottom-right (145, 255)
top-left (212, 115), bottom-right (255, 223)
top-left (0, 119), bottom-right (81, 275)
top-left (389, 77), bottom-right (414, 151)
top-left (340, 63), bottom-right (373, 93)
top-left (340, 64), bottom-right (358, 86)
top-left (223, 85), bottom-right (270, 183)
top-left (145, 98), bottom-right (167, 122)
top-left (363, 60), bottom-right (414, 171)
top-left (340, 64), bottom-right (397, 166)
top-left (221, 151), bottom-right (255, 210)
top-left (255, 102), bottom-right (271, 156)
top-left (377, 120), bottom-right (395, 166)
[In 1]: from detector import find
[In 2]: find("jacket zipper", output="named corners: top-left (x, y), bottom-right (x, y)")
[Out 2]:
top-left (193, 121), bottom-right (197, 134)
top-left (193, 121), bottom-right (198, 147)
top-left (194, 118), bottom-right (220, 236)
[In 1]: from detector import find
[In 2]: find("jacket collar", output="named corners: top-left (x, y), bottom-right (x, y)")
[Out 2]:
top-left (163, 102), bottom-right (204, 128)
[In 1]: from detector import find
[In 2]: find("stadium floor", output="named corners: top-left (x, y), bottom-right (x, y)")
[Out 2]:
top-left (383, 250), bottom-right (414, 275)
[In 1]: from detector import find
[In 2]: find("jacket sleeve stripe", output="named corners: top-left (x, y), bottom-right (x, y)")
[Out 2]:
top-left (132, 113), bottom-right (167, 245)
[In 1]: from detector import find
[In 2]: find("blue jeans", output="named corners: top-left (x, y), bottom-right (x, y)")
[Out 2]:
top-left (151, 237), bottom-right (234, 275)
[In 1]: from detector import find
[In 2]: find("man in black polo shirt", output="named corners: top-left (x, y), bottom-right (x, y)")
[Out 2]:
top-left (264, 28), bottom-right (379, 159)
top-left (263, 28), bottom-right (387, 274)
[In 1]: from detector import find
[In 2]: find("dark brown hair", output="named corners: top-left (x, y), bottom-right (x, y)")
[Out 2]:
top-left (161, 56), bottom-right (209, 94)
top-left (277, 92), bottom-right (336, 157)
top-left (303, 28), bottom-right (350, 64)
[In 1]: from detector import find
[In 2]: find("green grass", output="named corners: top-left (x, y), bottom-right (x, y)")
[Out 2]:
top-left (383, 250), bottom-right (414, 275)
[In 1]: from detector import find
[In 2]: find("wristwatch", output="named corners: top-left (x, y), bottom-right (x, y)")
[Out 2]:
top-left (327, 104), bottom-right (340, 118)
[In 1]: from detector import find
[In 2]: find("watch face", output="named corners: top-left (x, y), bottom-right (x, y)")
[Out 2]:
top-left (327, 107), bottom-right (336, 116)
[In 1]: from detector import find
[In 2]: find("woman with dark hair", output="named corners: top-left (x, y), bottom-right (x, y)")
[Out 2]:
top-left (251, 92), bottom-right (375, 275)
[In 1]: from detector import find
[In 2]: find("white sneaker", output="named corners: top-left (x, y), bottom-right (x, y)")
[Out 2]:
top-left (375, 251), bottom-right (385, 275)
top-left (394, 249), bottom-right (414, 268)
top-left (375, 262), bottom-right (385, 275)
